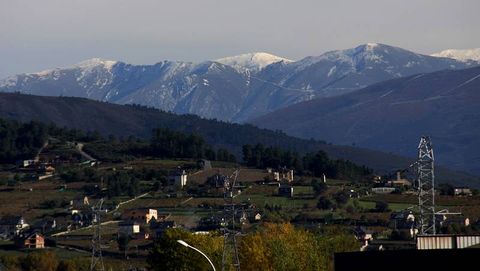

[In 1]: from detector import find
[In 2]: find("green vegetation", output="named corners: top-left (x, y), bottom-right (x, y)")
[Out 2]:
top-left (148, 224), bottom-right (357, 271)
top-left (0, 119), bottom-right (47, 163)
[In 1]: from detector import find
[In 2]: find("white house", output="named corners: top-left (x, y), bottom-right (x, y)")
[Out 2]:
top-left (169, 170), bottom-right (188, 188)
top-left (0, 216), bottom-right (29, 238)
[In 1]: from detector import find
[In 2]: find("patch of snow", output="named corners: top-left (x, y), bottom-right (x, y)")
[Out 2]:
top-left (0, 76), bottom-right (19, 88)
top-left (74, 58), bottom-right (117, 70)
top-left (216, 52), bottom-right (292, 71)
top-left (431, 48), bottom-right (480, 62)
top-left (404, 61), bottom-right (418, 68)
top-left (327, 66), bottom-right (337, 77)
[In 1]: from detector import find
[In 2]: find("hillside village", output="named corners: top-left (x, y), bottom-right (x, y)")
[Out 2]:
top-left (1, 132), bottom-right (479, 269)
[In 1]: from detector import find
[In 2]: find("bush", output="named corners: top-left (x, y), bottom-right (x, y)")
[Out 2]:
top-left (333, 191), bottom-right (349, 206)
top-left (317, 196), bottom-right (334, 210)
top-left (311, 179), bottom-right (327, 196)
top-left (375, 201), bottom-right (389, 212)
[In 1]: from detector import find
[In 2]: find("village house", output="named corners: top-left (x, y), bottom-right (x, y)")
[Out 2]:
top-left (22, 160), bottom-right (37, 168)
top-left (119, 221), bottom-right (141, 236)
top-left (436, 214), bottom-right (470, 228)
top-left (387, 171), bottom-right (412, 187)
top-left (390, 211), bottom-right (418, 237)
top-left (207, 174), bottom-right (228, 188)
top-left (38, 164), bottom-right (55, 175)
top-left (122, 208), bottom-right (158, 224)
top-left (15, 231), bottom-right (45, 249)
top-left (0, 215), bottom-right (29, 238)
top-left (454, 187), bottom-right (472, 196)
top-left (354, 226), bottom-right (374, 242)
top-left (198, 159), bottom-right (212, 170)
top-left (271, 168), bottom-right (294, 183)
top-left (169, 170), bottom-right (188, 188)
top-left (371, 187), bottom-right (397, 194)
top-left (32, 218), bottom-right (56, 234)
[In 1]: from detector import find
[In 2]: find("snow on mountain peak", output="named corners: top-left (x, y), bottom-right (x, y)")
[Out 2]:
top-left (365, 43), bottom-right (379, 50)
top-left (431, 48), bottom-right (480, 62)
top-left (215, 52), bottom-right (292, 71)
top-left (74, 58), bottom-right (118, 70)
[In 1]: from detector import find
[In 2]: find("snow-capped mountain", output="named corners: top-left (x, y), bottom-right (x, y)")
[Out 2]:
top-left (250, 65), bottom-right (480, 175)
top-left (0, 44), bottom-right (475, 122)
top-left (431, 48), bottom-right (480, 62)
top-left (215, 52), bottom-right (292, 72)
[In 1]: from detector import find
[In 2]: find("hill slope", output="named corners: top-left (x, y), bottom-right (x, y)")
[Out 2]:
top-left (250, 66), bottom-right (480, 175)
top-left (0, 92), bottom-right (478, 186)
top-left (1, 44), bottom-right (475, 122)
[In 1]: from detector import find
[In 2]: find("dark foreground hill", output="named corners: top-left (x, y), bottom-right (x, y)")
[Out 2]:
top-left (250, 66), bottom-right (480, 176)
top-left (0, 92), bottom-right (478, 186)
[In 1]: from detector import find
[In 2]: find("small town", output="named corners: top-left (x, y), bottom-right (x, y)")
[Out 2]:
top-left (0, 133), bottom-right (479, 270)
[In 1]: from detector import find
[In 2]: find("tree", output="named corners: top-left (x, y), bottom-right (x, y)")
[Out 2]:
top-left (117, 233), bottom-right (131, 258)
top-left (375, 201), bottom-right (389, 212)
top-left (239, 223), bottom-right (358, 271)
top-left (332, 191), bottom-right (349, 207)
top-left (147, 228), bottom-right (222, 271)
top-left (317, 196), bottom-right (334, 210)
top-left (311, 179), bottom-right (327, 196)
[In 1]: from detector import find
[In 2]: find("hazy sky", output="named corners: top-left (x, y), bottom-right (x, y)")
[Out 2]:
top-left (1, 0), bottom-right (479, 78)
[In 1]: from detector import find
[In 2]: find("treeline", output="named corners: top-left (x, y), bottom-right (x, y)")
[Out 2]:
top-left (242, 144), bottom-right (372, 181)
top-left (0, 117), bottom-right (236, 164)
top-left (150, 128), bottom-right (235, 162)
top-left (83, 128), bottom-right (237, 163)
top-left (0, 119), bottom-right (48, 163)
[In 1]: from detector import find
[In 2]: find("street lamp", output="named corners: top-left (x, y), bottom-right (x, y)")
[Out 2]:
top-left (177, 240), bottom-right (217, 271)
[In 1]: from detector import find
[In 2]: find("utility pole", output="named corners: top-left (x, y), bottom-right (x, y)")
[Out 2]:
top-left (416, 136), bottom-right (436, 235)
top-left (221, 170), bottom-right (241, 271)
top-left (90, 198), bottom-right (105, 271)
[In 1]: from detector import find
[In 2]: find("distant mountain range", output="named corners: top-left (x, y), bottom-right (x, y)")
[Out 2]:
top-left (1, 43), bottom-right (478, 122)
top-left (250, 66), bottom-right (480, 176)
top-left (431, 48), bottom-right (480, 62)
top-left (0, 92), bottom-right (478, 186)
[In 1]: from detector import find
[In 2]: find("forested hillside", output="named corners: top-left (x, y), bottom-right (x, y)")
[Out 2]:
top-left (0, 93), bottom-right (477, 185)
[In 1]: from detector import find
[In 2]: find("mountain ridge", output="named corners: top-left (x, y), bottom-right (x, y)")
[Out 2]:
top-left (1, 43), bottom-right (478, 122)
top-left (249, 65), bottom-right (480, 176)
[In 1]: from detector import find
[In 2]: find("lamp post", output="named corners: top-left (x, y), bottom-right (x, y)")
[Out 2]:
top-left (177, 240), bottom-right (216, 271)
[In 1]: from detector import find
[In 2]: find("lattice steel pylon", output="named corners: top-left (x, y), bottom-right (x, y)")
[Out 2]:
top-left (416, 136), bottom-right (436, 235)
top-left (90, 198), bottom-right (105, 271)
top-left (221, 170), bottom-right (241, 271)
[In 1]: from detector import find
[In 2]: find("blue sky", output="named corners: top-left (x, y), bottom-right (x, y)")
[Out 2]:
top-left (1, 0), bottom-right (478, 78)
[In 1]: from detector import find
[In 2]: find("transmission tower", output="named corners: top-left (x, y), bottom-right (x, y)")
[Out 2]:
top-left (90, 198), bottom-right (105, 271)
top-left (416, 136), bottom-right (436, 235)
top-left (221, 170), bottom-right (242, 271)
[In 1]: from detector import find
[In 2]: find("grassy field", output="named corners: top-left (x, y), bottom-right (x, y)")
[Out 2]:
top-left (0, 179), bottom-right (79, 221)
